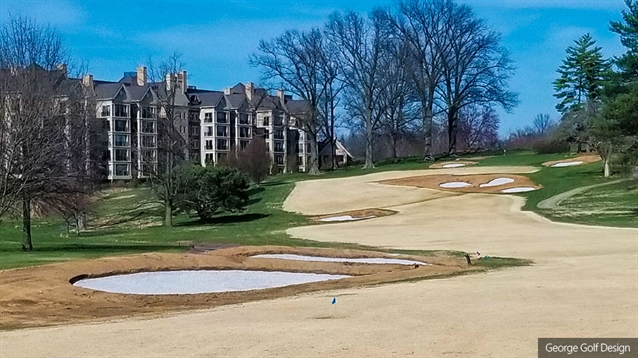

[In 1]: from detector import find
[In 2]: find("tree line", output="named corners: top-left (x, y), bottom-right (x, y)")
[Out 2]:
top-left (251, 0), bottom-right (517, 169)
top-left (549, 0), bottom-right (638, 177)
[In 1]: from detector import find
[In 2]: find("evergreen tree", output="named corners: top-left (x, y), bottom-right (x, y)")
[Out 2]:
top-left (553, 34), bottom-right (610, 114)
top-left (610, 0), bottom-right (638, 81)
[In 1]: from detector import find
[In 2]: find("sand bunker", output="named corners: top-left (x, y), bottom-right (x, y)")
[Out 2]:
top-left (500, 187), bottom-right (538, 193)
top-left (252, 254), bottom-right (426, 266)
top-left (0, 246), bottom-right (474, 329)
top-left (429, 161), bottom-right (477, 169)
top-left (380, 173), bottom-right (541, 194)
top-left (479, 178), bottom-right (515, 187)
top-left (551, 161), bottom-right (583, 167)
top-left (312, 208), bottom-right (395, 223)
top-left (439, 182), bottom-right (472, 188)
top-left (74, 270), bottom-right (350, 295)
top-left (319, 215), bottom-right (373, 222)
top-left (543, 155), bottom-right (601, 167)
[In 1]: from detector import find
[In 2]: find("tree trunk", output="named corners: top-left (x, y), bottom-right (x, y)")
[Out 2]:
top-left (165, 198), bottom-right (173, 227)
top-left (308, 132), bottom-right (320, 175)
top-left (22, 194), bottom-right (32, 251)
top-left (423, 92), bottom-right (435, 161)
top-left (602, 144), bottom-right (612, 178)
top-left (391, 134), bottom-right (398, 159)
top-left (447, 106), bottom-right (458, 156)
top-left (363, 107), bottom-right (375, 169)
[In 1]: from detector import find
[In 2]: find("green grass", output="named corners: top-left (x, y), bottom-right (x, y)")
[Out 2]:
top-left (540, 179), bottom-right (638, 227)
top-left (1, 151), bottom-right (633, 270)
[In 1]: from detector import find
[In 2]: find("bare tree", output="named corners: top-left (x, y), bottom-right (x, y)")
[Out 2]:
top-left (251, 28), bottom-right (328, 175)
top-left (533, 113), bottom-right (554, 135)
top-left (457, 105), bottom-right (499, 152)
top-left (435, 1), bottom-right (517, 155)
top-left (326, 9), bottom-right (395, 169)
top-left (392, 0), bottom-right (449, 160)
top-left (0, 16), bottom-right (91, 250)
top-left (223, 136), bottom-right (270, 185)
top-left (145, 53), bottom-right (190, 227)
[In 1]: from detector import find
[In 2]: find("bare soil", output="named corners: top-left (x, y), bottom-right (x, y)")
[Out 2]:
top-left (310, 208), bottom-right (396, 222)
top-left (0, 246), bottom-right (472, 330)
top-left (379, 173), bottom-right (541, 193)
top-left (542, 154), bottom-right (601, 167)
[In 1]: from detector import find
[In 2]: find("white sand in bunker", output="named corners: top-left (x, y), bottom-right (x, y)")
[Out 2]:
top-left (543, 155), bottom-right (601, 167)
top-left (252, 254), bottom-right (427, 266)
top-left (73, 270), bottom-right (350, 295)
top-left (442, 163), bottom-right (466, 168)
top-left (552, 161), bottom-right (583, 167)
top-left (439, 181), bottom-right (471, 188)
top-left (429, 160), bottom-right (477, 169)
top-left (479, 177), bottom-right (514, 187)
top-left (319, 215), bottom-right (373, 222)
top-left (500, 187), bottom-right (538, 193)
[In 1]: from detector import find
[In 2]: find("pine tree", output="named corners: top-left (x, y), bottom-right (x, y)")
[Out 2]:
top-left (610, 0), bottom-right (638, 81)
top-left (553, 34), bottom-right (610, 114)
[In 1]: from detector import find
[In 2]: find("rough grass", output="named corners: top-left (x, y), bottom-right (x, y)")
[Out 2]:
top-left (541, 180), bottom-right (638, 227)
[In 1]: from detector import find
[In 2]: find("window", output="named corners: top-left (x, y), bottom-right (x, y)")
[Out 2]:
top-left (115, 164), bottom-right (129, 176)
top-left (142, 135), bottom-right (155, 148)
top-left (306, 143), bottom-right (311, 152)
top-left (189, 112), bottom-right (199, 122)
top-left (142, 121), bottom-right (155, 133)
top-left (141, 149), bottom-right (156, 162)
top-left (274, 116), bottom-right (283, 126)
top-left (275, 155), bottom-right (284, 165)
top-left (205, 140), bottom-right (213, 150)
top-left (298, 142), bottom-right (304, 152)
top-left (204, 112), bottom-right (213, 123)
top-left (115, 149), bottom-right (129, 161)
top-left (216, 125), bottom-right (228, 137)
top-left (141, 106), bottom-right (155, 119)
top-left (239, 127), bottom-right (250, 138)
top-left (114, 134), bottom-right (129, 147)
top-left (239, 113), bottom-right (249, 125)
top-left (217, 112), bottom-right (227, 123)
top-left (240, 140), bottom-right (249, 150)
top-left (217, 153), bottom-right (227, 161)
top-left (114, 104), bottom-right (128, 117)
top-left (102, 120), bottom-right (110, 131)
top-left (114, 120), bottom-right (128, 132)
top-left (101, 105), bottom-right (111, 117)
top-left (263, 116), bottom-right (269, 126)
top-left (274, 129), bottom-right (284, 139)
top-left (216, 139), bottom-right (228, 150)
top-left (205, 153), bottom-right (214, 164)
top-left (190, 126), bottom-right (199, 135)
top-left (204, 126), bottom-right (213, 137)
top-left (274, 141), bottom-right (284, 152)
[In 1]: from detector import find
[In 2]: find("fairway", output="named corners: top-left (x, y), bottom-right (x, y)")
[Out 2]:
top-left (1, 165), bottom-right (636, 357)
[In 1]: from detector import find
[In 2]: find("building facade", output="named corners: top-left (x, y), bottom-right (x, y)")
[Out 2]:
top-left (84, 67), bottom-right (311, 180)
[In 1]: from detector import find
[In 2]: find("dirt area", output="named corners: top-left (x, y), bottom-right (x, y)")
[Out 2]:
top-left (429, 160), bottom-right (477, 169)
top-left (0, 246), bottom-right (473, 330)
top-left (542, 154), bottom-right (601, 167)
top-left (379, 173), bottom-right (541, 193)
top-left (310, 208), bottom-right (396, 222)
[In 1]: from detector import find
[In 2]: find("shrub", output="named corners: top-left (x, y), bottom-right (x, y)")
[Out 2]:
top-left (531, 138), bottom-right (570, 154)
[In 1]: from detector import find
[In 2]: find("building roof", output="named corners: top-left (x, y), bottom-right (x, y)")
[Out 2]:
top-left (94, 83), bottom-right (124, 100)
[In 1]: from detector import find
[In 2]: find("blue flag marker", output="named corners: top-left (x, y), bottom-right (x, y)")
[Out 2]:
top-left (331, 297), bottom-right (336, 305)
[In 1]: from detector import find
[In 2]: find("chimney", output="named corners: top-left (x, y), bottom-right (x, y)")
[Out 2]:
top-left (136, 66), bottom-right (147, 86)
top-left (178, 70), bottom-right (187, 91)
top-left (166, 73), bottom-right (174, 90)
top-left (57, 63), bottom-right (67, 76)
top-left (276, 89), bottom-right (285, 101)
top-left (224, 87), bottom-right (231, 95)
top-left (245, 82), bottom-right (254, 101)
top-left (82, 74), bottom-right (93, 88)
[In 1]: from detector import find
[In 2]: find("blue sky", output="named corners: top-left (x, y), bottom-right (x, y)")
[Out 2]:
top-left (2, 0), bottom-right (629, 136)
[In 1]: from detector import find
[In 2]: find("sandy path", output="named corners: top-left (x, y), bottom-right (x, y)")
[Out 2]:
top-left (2, 166), bottom-right (637, 358)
